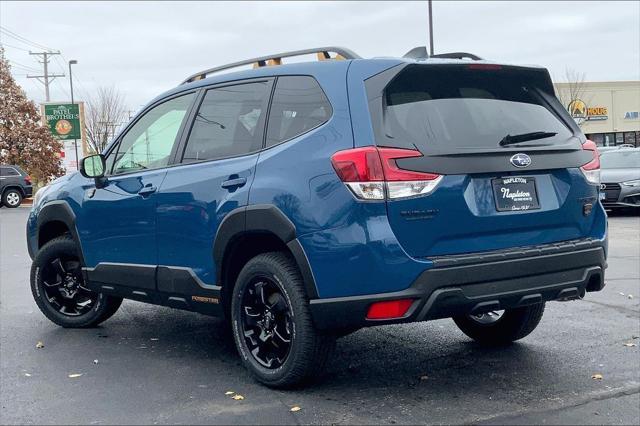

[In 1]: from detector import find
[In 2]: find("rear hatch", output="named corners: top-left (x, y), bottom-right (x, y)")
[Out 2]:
top-left (365, 63), bottom-right (597, 258)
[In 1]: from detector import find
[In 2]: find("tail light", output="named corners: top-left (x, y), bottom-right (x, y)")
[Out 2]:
top-left (331, 147), bottom-right (442, 200)
top-left (580, 140), bottom-right (600, 185)
top-left (366, 299), bottom-right (414, 320)
top-left (24, 175), bottom-right (32, 185)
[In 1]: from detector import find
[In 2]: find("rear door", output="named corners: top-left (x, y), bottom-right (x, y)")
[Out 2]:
top-left (155, 79), bottom-right (273, 291)
top-left (365, 64), bottom-right (598, 257)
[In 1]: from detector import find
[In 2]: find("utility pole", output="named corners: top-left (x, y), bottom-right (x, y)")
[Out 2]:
top-left (428, 0), bottom-right (434, 55)
top-left (69, 60), bottom-right (79, 168)
top-left (27, 51), bottom-right (65, 102)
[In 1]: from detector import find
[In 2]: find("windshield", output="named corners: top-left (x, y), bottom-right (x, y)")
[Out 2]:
top-left (600, 150), bottom-right (640, 169)
top-left (381, 65), bottom-right (574, 152)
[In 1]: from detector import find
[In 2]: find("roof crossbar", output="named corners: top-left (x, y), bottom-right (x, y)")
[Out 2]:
top-left (181, 46), bottom-right (360, 85)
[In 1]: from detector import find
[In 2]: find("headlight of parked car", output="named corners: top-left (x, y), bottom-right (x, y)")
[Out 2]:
top-left (622, 179), bottom-right (640, 187)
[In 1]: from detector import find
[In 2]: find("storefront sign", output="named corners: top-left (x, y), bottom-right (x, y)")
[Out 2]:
top-left (624, 111), bottom-right (639, 120)
top-left (43, 103), bottom-right (82, 140)
top-left (41, 102), bottom-right (87, 173)
top-left (568, 99), bottom-right (608, 122)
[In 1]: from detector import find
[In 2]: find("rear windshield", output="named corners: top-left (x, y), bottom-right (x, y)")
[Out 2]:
top-left (381, 65), bottom-right (573, 152)
top-left (600, 150), bottom-right (640, 169)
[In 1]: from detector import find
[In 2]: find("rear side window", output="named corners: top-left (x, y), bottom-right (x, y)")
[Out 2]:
top-left (379, 65), bottom-right (573, 153)
top-left (182, 81), bottom-right (271, 162)
top-left (266, 76), bottom-right (332, 148)
top-left (0, 167), bottom-right (19, 176)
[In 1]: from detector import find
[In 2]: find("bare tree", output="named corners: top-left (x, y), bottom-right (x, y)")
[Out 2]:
top-left (85, 86), bottom-right (127, 154)
top-left (554, 68), bottom-right (588, 111)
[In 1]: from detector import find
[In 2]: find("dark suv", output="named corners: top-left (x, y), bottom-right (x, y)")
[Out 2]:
top-left (27, 47), bottom-right (608, 387)
top-left (1, 164), bottom-right (32, 208)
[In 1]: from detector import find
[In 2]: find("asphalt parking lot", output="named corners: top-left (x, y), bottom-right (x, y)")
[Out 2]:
top-left (1, 206), bottom-right (638, 425)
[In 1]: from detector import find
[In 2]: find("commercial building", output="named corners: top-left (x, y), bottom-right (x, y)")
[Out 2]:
top-left (554, 81), bottom-right (640, 147)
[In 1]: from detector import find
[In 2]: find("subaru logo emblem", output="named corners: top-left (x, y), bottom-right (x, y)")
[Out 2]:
top-left (510, 153), bottom-right (531, 168)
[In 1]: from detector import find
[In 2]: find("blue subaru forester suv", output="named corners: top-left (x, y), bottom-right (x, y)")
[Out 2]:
top-left (27, 47), bottom-right (607, 387)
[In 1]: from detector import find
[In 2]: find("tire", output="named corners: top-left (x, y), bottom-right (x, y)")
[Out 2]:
top-left (30, 236), bottom-right (123, 328)
top-left (2, 189), bottom-right (22, 208)
top-left (453, 303), bottom-right (545, 346)
top-left (230, 252), bottom-right (335, 388)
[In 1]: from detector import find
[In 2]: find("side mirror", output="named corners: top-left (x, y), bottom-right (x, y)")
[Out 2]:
top-left (80, 154), bottom-right (105, 179)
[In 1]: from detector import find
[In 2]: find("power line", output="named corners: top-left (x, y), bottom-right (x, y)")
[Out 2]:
top-left (8, 59), bottom-right (39, 72)
top-left (26, 78), bottom-right (45, 100)
top-left (0, 26), bottom-right (54, 52)
top-left (53, 76), bottom-right (70, 100)
top-left (27, 51), bottom-right (65, 102)
top-left (57, 53), bottom-right (91, 101)
top-left (54, 54), bottom-right (88, 99)
top-left (0, 42), bottom-right (30, 52)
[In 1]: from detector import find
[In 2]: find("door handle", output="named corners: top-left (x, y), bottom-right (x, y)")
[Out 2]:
top-left (138, 185), bottom-right (157, 197)
top-left (221, 177), bottom-right (247, 189)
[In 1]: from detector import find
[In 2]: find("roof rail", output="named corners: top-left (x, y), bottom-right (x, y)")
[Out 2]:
top-left (430, 52), bottom-right (483, 61)
top-left (181, 46), bottom-right (360, 85)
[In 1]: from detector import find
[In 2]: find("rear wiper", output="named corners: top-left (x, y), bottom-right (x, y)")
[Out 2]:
top-left (499, 131), bottom-right (557, 147)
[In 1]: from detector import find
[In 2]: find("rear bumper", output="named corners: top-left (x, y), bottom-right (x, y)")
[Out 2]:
top-left (23, 185), bottom-right (33, 197)
top-left (309, 238), bottom-right (606, 330)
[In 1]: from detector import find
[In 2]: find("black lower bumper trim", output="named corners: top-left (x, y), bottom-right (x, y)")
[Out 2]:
top-left (309, 244), bottom-right (606, 330)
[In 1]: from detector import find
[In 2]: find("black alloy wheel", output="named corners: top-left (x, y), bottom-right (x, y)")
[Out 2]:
top-left (240, 277), bottom-right (293, 369)
top-left (40, 255), bottom-right (97, 316)
top-left (468, 310), bottom-right (505, 325)
top-left (453, 303), bottom-right (546, 345)
top-left (31, 236), bottom-right (123, 328)
top-left (231, 252), bottom-right (335, 388)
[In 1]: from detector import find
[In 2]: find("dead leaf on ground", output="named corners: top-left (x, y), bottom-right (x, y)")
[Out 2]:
top-left (618, 292), bottom-right (625, 296)
top-left (420, 375), bottom-right (429, 381)
top-left (35, 341), bottom-right (44, 349)
top-left (591, 373), bottom-right (603, 380)
top-left (290, 406), bottom-right (301, 412)
top-left (623, 342), bottom-right (637, 347)
top-left (93, 359), bottom-right (99, 364)
top-left (628, 294), bottom-right (634, 299)
top-left (232, 394), bottom-right (244, 400)
top-left (225, 391), bottom-right (235, 395)
top-left (24, 373), bottom-right (32, 377)
top-left (68, 373), bottom-right (83, 378)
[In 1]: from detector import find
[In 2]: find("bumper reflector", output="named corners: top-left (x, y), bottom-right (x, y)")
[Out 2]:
top-left (366, 299), bottom-right (414, 320)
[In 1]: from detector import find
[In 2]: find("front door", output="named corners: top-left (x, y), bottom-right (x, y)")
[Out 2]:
top-left (79, 92), bottom-right (196, 291)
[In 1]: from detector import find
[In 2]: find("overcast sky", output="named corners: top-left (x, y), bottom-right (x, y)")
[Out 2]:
top-left (1, 1), bottom-right (639, 113)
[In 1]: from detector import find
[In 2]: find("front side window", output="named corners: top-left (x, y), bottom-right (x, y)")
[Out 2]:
top-left (109, 93), bottom-right (195, 175)
top-left (182, 81), bottom-right (271, 162)
top-left (266, 76), bottom-right (332, 148)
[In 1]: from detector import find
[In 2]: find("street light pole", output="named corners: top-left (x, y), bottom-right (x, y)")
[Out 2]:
top-left (428, 0), bottom-right (434, 55)
top-left (68, 60), bottom-right (79, 171)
